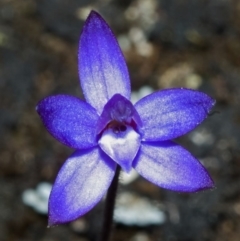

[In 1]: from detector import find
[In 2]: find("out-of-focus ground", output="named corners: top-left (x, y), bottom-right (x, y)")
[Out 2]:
top-left (1, 0), bottom-right (240, 240)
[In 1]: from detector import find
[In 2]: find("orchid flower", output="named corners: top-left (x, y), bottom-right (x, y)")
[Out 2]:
top-left (36, 11), bottom-right (215, 226)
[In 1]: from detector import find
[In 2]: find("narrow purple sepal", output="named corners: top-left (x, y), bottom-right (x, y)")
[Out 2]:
top-left (135, 88), bottom-right (215, 141)
top-left (133, 141), bottom-right (214, 192)
top-left (48, 147), bottom-right (116, 226)
top-left (78, 11), bottom-right (131, 114)
top-left (97, 94), bottom-right (142, 134)
top-left (36, 95), bottom-right (99, 149)
top-left (99, 126), bottom-right (140, 173)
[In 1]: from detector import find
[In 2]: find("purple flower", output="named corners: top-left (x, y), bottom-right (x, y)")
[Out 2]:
top-left (36, 11), bottom-right (215, 226)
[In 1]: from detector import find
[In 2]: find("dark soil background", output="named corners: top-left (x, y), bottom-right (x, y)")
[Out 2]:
top-left (1, 0), bottom-right (240, 241)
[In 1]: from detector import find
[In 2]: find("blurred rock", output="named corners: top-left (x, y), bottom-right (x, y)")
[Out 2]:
top-left (22, 182), bottom-right (52, 214)
top-left (131, 86), bottom-right (154, 104)
top-left (114, 192), bottom-right (166, 226)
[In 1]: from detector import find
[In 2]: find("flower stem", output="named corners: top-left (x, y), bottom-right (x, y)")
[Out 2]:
top-left (98, 165), bottom-right (121, 241)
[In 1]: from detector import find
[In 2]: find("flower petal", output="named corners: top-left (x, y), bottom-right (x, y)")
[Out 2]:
top-left (78, 11), bottom-right (131, 114)
top-left (97, 94), bottom-right (142, 134)
top-left (36, 95), bottom-right (99, 149)
top-left (48, 147), bottom-right (116, 225)
top-left (133, 141), bottom-right (214, 192)
top-left (99, 126), bottom-right (141, 173)
top-left (135, 88), bottom-right (215, 141)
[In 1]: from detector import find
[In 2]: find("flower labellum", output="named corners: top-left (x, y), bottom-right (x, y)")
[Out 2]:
top-left (36, 11), bottom-right (215, 226)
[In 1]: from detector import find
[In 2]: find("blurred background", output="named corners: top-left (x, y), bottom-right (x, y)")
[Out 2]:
top-left (1, 0), bottom-right (240, 240)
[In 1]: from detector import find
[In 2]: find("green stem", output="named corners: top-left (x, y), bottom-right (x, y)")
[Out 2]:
top-left (98, 165), bottom-right (121, 241)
